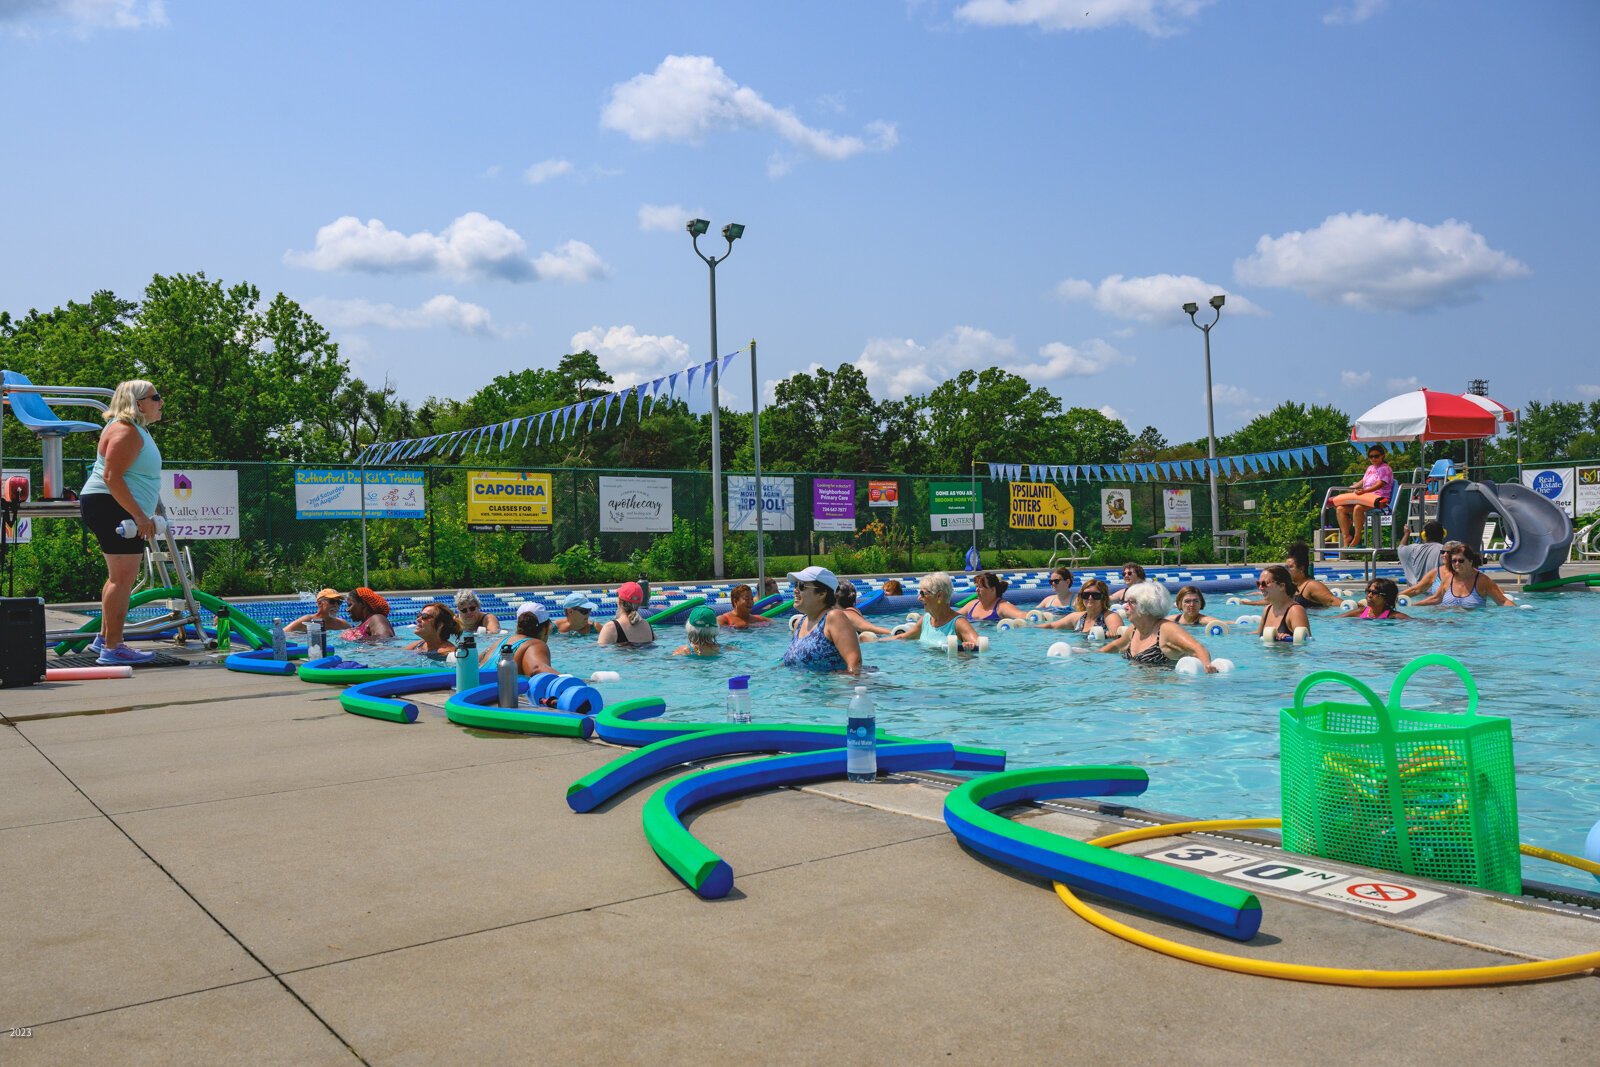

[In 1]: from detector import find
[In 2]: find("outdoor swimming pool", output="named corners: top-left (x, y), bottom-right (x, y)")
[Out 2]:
top-left (385, 591), bottom-right (1600, 891)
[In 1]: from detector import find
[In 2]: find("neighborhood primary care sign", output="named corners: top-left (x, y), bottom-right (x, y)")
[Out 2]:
top-left (468, 471), bottom-right (552, 532)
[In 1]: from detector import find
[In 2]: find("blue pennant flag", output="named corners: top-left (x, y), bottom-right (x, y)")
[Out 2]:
top-left (1313, 444), bottom-right (1328, 464)
top-left (686, 365), bottom-right (698, 394)
top-left (721, 352), bottom-right (737, 378)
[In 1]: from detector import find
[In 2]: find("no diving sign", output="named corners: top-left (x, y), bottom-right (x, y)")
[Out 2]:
top-left (1311, 879), bottom-right (1444, 914)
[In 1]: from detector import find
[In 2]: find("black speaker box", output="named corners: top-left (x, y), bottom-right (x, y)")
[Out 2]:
top-left (1, 597), bottom-right (47, 688)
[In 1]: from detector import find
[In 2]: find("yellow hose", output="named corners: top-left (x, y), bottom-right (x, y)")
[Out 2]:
top-left (1054, 818), bottom-right (1600, 987)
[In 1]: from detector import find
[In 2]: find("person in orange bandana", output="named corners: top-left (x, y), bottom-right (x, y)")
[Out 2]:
top-left (343, 587), bottom-right (395, 641)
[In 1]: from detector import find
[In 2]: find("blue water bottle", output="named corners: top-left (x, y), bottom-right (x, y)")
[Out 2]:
top-left (455, 631), bottom-right (477, 692)
top-left (846, 686), bottom-right (876, 783)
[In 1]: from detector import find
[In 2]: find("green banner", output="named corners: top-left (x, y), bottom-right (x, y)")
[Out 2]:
top-left (929, 481), bottom-right (983, 531)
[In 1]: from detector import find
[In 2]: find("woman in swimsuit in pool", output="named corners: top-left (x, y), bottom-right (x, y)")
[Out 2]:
top-left (1414, 543), bottom-right (1513, 608)
top-left (961, 571), bottom-right (1027, 623)
top-left (1255, 565), bottom-right (1311, 642)
top-left (343, 587), bottom-right (395, 642)
top-left (404, 601), bottom-right (461, 654)
top-left (1167, 585), bottom-right (1226, 629)
top-left (1034, 567), bottom-right (1074, 613)
top-left (1037, 578), bottom-right (1124, 636)
top-left (598, 581), bottom-right (656, 646)
top-left (1098, 582), bottom-right (1217, 671)
top-left (1333, 577), bottom-right (1412, 620)
top-left (780, 567), bottom-right (862, 673)
top-left (892, 571), bottom-right (981, 651)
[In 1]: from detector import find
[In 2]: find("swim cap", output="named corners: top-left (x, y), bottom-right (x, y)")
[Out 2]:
top-left (350, 587), bottom-right (389, 613)
top-left (688, 606), bottom-right (717, 629)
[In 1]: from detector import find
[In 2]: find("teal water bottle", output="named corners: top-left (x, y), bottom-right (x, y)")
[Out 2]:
top-left (455, 632), bottom-right (478, 692)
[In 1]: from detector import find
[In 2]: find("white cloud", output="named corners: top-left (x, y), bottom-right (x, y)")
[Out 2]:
top-left (308, 295), bottom-right (498, 336)
top-left (638, 203), bottom-right (699, 232)
top-left (1324, 0), bottom-right (1387, 25)
top-left (601, 55), bottom-right (898, 167)
top-left (954, 0), bottom-right (1213, 36)
top-left (1235, 212), bottom-right (1530, 311)
top-left (1, 0), bottom-right (166, 34)
top-left (1385, 375), bottom-right (1422, 391)
top-left (1340, 370), bottom-right (1372, 388)
top-left (1056, 273), bottom-right (1265, 323)
top-left (532, 240), bottom-right (610, 283)
top-left (569, 325), bottom-right (692, 389)
top-left (286, 213), bottom-right (610, 284)
top-left (851, 326), bottom-right (1129, 400)
top-left (523, 158), bottom-right (573, 184)
top-left (1574, 385), bottom-right (1600, 400)
top-left (1210, 384), bottom-right (1263, 408)
top-left (1098, 404), bottom-right (1122, 421)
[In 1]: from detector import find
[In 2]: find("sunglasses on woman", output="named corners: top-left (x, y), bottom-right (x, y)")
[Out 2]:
top-left (1081, 591), bottom-right (1105, 600)
top-left (1256, 580), bottom-right (1276, 590)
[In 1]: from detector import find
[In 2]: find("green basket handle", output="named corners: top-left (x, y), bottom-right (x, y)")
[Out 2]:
top-left (1292, 669), bottom-right (1388, 718)
top-left (1386, 653), bottom-right (1480, 718)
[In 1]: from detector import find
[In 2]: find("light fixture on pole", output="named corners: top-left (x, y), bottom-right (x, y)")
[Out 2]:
top-left (687, 218), bottom-right (744, 578)
top-left (1184, 294), bottom-right (1226, 544)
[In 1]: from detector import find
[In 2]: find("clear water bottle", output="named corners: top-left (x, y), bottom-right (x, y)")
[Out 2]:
top-left (726, 674), bottom-right (752, 724)
top-left (214, 606), bottom-right (232, 652)
top-left (496, 643), bottom-right (518, 708)
top-left (305, 620), bottom-right (324, 658)
top-left (846, 686), bottom-right (876, 783)
top-left (270, 618), bottom-right (286, 661)
top-left (117, 515), bottom-right (168, 538)
top-left (455, 632), bottom-right (478, 692)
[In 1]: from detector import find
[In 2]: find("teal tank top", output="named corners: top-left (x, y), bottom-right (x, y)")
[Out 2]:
top-left (82, 423), bottom-right (162, 516)
top-left (919, 613), bottom-right (958, 649)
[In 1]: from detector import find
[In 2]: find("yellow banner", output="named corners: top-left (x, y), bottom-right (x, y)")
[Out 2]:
top-left (467, 471), bottom-right (552, 531)
top-left (1009, 481), bottom-right (1074, 530)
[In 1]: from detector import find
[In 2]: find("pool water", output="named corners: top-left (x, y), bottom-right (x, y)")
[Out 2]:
top-left (450, 594), bottom-right (1600, 892)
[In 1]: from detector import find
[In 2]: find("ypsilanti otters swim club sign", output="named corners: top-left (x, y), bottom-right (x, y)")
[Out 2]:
top-left (467, 471), bottom-right (552, 532)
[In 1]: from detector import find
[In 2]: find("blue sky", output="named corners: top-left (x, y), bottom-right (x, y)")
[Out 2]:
top-left (3, 0), bottom-right (1596, 444)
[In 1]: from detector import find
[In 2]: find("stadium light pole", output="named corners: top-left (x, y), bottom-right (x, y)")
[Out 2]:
top-left (688, 219), bottom-right (744, 578)
top-left (1184, 295), bottom-right (1226, 542)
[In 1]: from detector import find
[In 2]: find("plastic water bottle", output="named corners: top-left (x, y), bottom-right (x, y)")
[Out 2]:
top-left (214, 607), bottom-right (232, 652)
top-left (456, 632), bottom-right (477, 692)
top-left (496, 643), bottom-right (517, 708)
top-left (726, 675), bottom-right (752, 724)
top-left (305, 620), bottom-right (324, 658)
top-left (270, 618), bottom-right (286, 661)
top-left (116, 515), bottom-right (168, 538)
top-left (846, 686), bottom-right (877, 783)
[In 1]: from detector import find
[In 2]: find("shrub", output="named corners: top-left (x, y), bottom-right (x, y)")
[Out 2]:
top-left (552, 539), bottom-right (607, 583)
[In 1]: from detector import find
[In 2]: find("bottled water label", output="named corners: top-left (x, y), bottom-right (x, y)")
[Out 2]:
top-left (846, 716), bottom-right (876, 779)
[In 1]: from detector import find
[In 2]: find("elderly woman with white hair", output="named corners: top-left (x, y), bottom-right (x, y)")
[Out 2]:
top-left (892, 571), bottom-right (981, 652)
top-left (454, 589), bottom-right (501, 634)
top-left (672, 606), bottom-right (723, 657)
top-left (1097, 581), bottom-right (1218, 672)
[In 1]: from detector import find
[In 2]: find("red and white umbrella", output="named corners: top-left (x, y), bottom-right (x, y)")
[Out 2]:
top-left (1349, 389), bottom-right (1500, 442)
top-left (1459, 392), bottom-right (1517, 423)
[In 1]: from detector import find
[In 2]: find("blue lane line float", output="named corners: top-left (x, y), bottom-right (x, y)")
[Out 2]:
top-left (223, 646), bottom-right (309, 676)
top-left (567, 724), bottom-right (1005, 813)
top-left (943, 766), bottom-right (1262, 941)
top-left (644, 743), bottom-right (958, 899)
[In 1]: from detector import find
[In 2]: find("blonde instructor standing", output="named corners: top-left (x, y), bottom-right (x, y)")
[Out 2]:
top-left (77, 380), bottom-right (165, 666)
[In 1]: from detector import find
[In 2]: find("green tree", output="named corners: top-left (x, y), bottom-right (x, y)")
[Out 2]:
top-left (1487, 400), bottom-right (1600, 464)
top-left (758, 364), bottom-right (883, 471)
top-left (922, 368), bottom-right (1067, 470)
top-left (1218, 401), bottom-right (1350, 475)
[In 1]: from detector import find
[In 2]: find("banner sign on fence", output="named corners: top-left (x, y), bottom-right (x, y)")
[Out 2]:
top-left (598, 476), bottom-right (672, 533)
top-left (468, 471), bottom-right (551, 532)
top-left (868, 479), bottom-right (899, 507)
top-left (729, 475), bottom-right (796, 531)
top-left (930, 481), bottom-right (983, 532)
top-left (2, 469), bottom-right (29, 543)
top-left (1520, 467), bottom-right (1576, 517)
top-left (1574, 466), bottom-right (1600, 518)
top-left (295, 469), bottom-right (425, 520)
top-left (1009, 481), bottom-right (1074, 530)
top-left (1162, 488), bottom-right (1193, 533)
top-left (160, 470), bottom-right (241, 539)
top-left (813, 478), bottom-right (857, 532)
top-left (1101, 488), bottom-right (1133, 531)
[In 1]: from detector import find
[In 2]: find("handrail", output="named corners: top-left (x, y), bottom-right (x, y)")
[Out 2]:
top-left (1, 382), bottom-right (115, 399)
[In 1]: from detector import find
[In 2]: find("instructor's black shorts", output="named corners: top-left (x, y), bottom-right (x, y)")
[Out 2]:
top-left (79, 493), bottom-right (146, 554)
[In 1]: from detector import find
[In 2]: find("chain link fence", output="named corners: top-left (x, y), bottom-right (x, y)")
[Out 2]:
top-left (5, 454), bottom-right (1595, 602)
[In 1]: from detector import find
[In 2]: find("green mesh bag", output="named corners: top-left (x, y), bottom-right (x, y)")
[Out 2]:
top-left (1279, 654), bottom-right (1521, 894)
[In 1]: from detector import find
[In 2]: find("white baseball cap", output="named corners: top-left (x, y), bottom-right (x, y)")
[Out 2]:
top-left (787, 566), bottom-right (838, 591)
top-left (516, 602), bottom-right (550, 624)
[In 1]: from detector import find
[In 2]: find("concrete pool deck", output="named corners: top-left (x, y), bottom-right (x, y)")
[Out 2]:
top-left (3, 662), bottom-right (1598, 1064)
